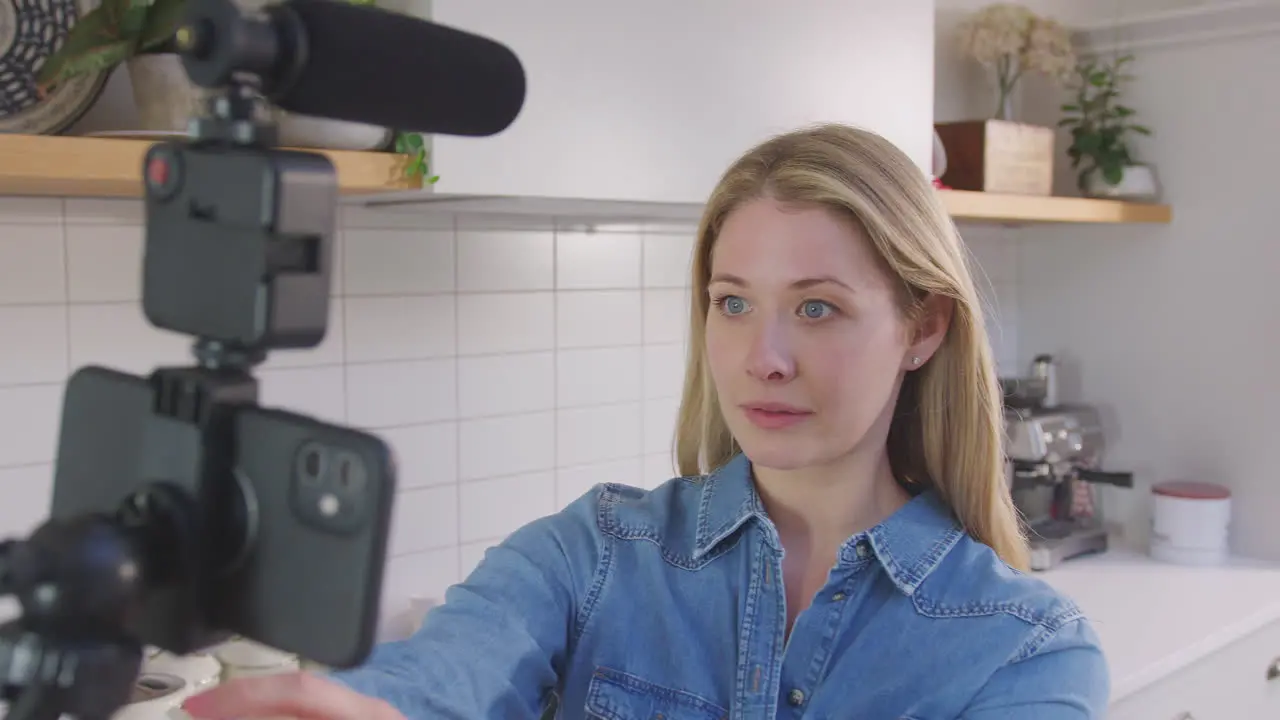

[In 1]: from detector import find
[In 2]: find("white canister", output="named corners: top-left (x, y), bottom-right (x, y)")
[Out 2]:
top-left (1150, 480), bottom-right (1232, 566)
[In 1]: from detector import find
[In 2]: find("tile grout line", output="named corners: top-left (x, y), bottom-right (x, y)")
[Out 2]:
top-left (452, 214), bottom-right (464, 584)
top-left (338, 227), bottom-right (349, 425)
top-left (60, 200), bottom-right (71, 376)
top-left (638, 231), bottom-right (647, 486)
top-left (551, 220), bottom-right (560, 511)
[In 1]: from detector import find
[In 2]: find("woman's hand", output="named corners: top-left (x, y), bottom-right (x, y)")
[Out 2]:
top-left (181, 671), bottom-right (407, 720)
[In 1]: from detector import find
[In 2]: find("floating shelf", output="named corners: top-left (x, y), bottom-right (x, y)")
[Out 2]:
top-left (355, 188), bottom-right (1173, 225)
top-left (0, 134), bottom-right (420, 198)
top-left (939, 188), bottom-right (1171, 225)
top-left (0, 135), bottom-right (1171, 226)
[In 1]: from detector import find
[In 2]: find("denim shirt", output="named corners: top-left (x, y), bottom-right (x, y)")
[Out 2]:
top-left (330, 453), bottom-right (1109, 719)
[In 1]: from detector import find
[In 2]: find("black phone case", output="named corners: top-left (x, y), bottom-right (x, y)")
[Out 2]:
top-left (52, 366), bottom-right (395, 669)
top-left (217, 404), bottom-right (396, 668)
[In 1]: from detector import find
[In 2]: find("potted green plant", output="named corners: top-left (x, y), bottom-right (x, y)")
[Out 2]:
top-left (36, 0), bottom-right (204, 133)
top-left (39, 0), bottom-right (436, 182)
top-left (1059, 54), bottom-right (1159, 200)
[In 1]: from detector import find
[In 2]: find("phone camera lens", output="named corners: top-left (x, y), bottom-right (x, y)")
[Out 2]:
top-left (335, 452), bottom-right (367, 493)
top-left (297, 442), bottom-right (326, 486)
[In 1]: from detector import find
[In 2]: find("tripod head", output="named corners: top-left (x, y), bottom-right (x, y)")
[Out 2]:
top-left (1, 0), bottom-right (402, 717)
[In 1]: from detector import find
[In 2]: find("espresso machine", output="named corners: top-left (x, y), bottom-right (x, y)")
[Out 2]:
top-left (1003, 356), bottom-right (1134, 571)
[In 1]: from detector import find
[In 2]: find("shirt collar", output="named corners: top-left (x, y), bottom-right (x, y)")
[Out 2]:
top-left (692, 453), bottom-right (964, 596)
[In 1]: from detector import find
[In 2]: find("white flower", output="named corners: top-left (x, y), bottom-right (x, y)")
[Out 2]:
top-left (1024, 17), bottom-right (1077, 81)
top-left (957, 3), bottom-right (1035, 65)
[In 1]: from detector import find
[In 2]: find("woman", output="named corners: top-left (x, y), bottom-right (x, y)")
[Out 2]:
top-left (182, 124), bottom-right (1109, 719)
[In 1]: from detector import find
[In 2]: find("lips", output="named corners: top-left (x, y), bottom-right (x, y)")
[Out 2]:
top-left (740, 402), bottom-right (813, 430)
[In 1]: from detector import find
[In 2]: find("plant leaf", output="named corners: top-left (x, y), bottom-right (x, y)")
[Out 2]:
top-left (35, 8), bottom-right (123, 84)
top-left (1130, 124), bottom-right (1152, 135)
top-left (1102, 163), bottom-right (1124, 185)
top-left (1075, 133), bottom-right (1100, 153)
top-left (37, 38), bottom-right (134, 89)
top-left (138, 0), bottom-right (188, 52)
top-left (118, 0), bottom-right (154, 39)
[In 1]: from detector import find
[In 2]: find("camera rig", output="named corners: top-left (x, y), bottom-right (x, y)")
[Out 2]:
top-left (0, 0), bottom-right (352, 717)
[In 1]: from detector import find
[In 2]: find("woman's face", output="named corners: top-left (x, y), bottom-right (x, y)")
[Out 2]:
top-left (704, 197), bottom-right (924, 472)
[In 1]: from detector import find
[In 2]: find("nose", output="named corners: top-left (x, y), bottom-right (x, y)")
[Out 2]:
top-left (745, 320), bottom-right (796, 382)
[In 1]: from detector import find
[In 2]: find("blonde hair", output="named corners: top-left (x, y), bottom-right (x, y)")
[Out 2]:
top-left (674, 123), bottom-right (1029, 571)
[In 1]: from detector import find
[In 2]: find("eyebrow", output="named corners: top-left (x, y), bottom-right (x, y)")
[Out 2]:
top-left (708, 273), bottom-right (856, 293)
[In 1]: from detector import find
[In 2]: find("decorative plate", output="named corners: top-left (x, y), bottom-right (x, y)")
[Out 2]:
top-left (0, 0), bottom-right (110, 134)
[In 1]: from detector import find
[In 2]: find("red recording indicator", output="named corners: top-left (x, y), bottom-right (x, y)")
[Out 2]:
top-left (147, 155), bottom-right (170, 187)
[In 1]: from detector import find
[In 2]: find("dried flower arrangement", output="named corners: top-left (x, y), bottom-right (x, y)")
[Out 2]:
top-left (956, 3), bottom-right (1077, 121)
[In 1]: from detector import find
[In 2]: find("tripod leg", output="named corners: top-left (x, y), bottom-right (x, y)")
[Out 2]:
top-left (4, 682), bottom-right (62, 720)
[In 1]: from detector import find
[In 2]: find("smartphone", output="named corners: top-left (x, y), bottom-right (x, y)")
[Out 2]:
top-left (52, 366), bottom-right (396, 669)
top-left (215, 404), bottom-right (395, 668)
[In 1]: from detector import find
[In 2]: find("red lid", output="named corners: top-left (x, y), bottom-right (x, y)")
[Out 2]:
top-left (1153, 480), bottom-right (1231, 500)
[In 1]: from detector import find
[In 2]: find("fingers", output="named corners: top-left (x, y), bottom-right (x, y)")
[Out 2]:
top-left (181, 671), bottom-right (404, 720)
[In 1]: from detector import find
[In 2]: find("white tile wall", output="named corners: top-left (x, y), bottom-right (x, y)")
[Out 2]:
top-left (0, 200), bottom-right (1018, 633)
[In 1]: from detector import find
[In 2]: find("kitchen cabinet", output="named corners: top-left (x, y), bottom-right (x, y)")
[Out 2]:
top-left (1108, 618), bottom-right (1280, 719)
top-left (1040, 548), bottom-right (1280, 719)
top-left (426, 0), bottom-right (934, 205)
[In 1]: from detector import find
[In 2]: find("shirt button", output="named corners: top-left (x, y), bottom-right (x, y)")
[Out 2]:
top-left (832, 591), bottom-right (846, 601)
top-left (855, 542), bottom-right (870, 558)
top-left (787, 688), bottom-right (805, 706)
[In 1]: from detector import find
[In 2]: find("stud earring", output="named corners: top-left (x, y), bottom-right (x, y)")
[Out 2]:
top-left (911, 356), bottom-right (921, 366)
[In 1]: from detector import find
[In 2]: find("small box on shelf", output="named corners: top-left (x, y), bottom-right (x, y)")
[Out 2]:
top-left (934, 120), bottom-right (1054, 197)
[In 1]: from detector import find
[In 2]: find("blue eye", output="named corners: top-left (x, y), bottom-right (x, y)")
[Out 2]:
top-left (800, 300), bottom-right (834, 319)
top-left (717, 295), bottom-right (749, 315)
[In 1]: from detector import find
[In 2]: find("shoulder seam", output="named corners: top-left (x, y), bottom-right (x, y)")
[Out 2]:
top-left (571, 484), bottom-right (617, 644)
top-left (911, 589), bottom-right (1084, 629)
top-left (1008, 605), bottom-right (1086, 664)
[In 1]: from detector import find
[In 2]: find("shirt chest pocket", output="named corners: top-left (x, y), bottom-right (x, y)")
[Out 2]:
top-left (585, 667), bottom-right (729, 720)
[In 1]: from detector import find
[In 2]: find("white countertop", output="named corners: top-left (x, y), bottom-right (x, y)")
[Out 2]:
top-left (1040, 547), bottom-right (1280, 702)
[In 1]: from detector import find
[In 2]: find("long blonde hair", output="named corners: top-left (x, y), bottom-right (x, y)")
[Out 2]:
top-left (674, 123), bottom-right (1028, 571)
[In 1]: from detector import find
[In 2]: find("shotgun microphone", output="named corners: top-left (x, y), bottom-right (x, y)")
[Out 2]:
top-left (179, 0), bottom-right (527, 137)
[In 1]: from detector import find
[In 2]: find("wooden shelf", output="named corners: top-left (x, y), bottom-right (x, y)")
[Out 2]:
top-left (940, 189), bottom-right (1171, 224)
top-left (0, 134), bottom-right (420, 198)
top-left (0, 135), bottom-right (1172, 226)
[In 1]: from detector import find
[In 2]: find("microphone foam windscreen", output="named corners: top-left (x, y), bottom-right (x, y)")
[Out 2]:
top-left (275, 0), bottom-right (526, 137)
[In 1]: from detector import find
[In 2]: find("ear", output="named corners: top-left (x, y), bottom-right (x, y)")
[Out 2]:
top-left (902, 294), bottom-right (954, 371)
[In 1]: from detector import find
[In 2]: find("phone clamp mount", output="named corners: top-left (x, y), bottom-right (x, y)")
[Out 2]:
top-left (0, 0), bottom-right (338, 717)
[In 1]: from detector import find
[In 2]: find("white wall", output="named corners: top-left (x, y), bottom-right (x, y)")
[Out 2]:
top-left (0, 200), bottom-right (698, 636)
top-left (0, 198), bottom-right (1021, 633)
top-left (1015, 6), bottom-right (1280, 559)
top-left (0, 1), bottom-right (1038, 635)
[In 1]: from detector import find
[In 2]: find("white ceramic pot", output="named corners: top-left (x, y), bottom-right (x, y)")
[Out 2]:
top-left (275, 111), bottom-right (393, 151)
top-left (1082, 163), bottom-right (1162, 202)
top-left (126, 54), bottom-right (208, 133)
